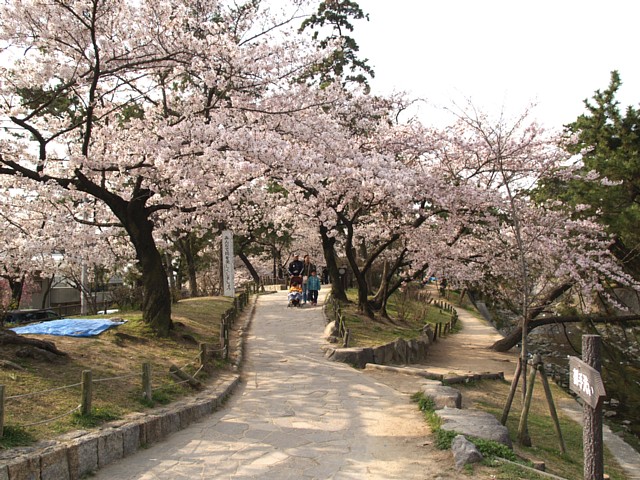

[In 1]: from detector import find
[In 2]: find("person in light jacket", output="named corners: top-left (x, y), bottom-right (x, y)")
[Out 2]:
top-left (301, 255), bottom-right (317, 304)
top-left (307, 270), bottom-right (321, 305)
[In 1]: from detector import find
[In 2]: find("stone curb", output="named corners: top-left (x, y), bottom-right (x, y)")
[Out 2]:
top-left (0, 375), bottom-right (240, 480)
top-left (363, 363), bottom-right (511, 447)
top-left (231, 292), bottom-right (259, 370)
top-left (0, 295), bottom-right (260, 480)
top-left (325, 336), bottom-right (433, 368)
top-left (364, 363), bottom-right (444, 381)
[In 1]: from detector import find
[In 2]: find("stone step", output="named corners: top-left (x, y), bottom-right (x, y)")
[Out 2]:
top-left (421, 384), bottom-right (462, 409)
top-left (436, 406), bottom-right (512, 448)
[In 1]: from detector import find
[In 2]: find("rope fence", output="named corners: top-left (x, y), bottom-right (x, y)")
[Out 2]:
top-left (327, 295), bottom-right (351, 347)
top-left (20, 405), bottom-right (82, 428)
top-left (323, 290), bottom-right (459, 348)
top-left (0, 282), bottom-right (259, 438)
top-left (429, 298), bottom-right (459, 342)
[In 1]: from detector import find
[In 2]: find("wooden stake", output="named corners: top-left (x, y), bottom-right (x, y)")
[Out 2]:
top-left (501, 358), bottom-right (522, 425)
top-left (517, 357), bottom-right (537, 446)
top-left (199, 343), bottom-right (208, 366)
top-left (0, 385), bottom-right (4, 438)
top-left (142, 363), bottom-right (152, 402)
top-left (81, 370), bottom-right (92, 416)
top-left (538, 363), bottom-right (566, 454)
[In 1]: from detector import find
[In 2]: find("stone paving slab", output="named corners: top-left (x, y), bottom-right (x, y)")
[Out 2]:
top-left (436, 407), bottom-right (512, 448)
top-left (91, 290), bottom-right (456, 479)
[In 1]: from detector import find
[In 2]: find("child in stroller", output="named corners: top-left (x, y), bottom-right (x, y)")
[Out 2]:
top-left (288, 275), bottom-right (303, 307)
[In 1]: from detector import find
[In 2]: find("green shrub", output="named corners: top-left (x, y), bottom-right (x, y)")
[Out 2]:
top-left (0, 425), bottom-right (36, 449)
top-left (71, 406), bottom-right (120, 428)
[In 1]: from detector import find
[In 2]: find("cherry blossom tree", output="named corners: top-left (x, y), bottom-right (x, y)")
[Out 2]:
top-left (0, 0), bottom-right (357, 335)
top-left (425, 105), bottom-right (638, 444)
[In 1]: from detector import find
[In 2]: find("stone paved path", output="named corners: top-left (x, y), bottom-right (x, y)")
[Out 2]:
top-left (93, 290), bottom-right (455, 479)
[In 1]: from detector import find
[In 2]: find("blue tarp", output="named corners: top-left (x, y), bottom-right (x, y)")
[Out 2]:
top-left (10, 318), bottom-right (126, 337)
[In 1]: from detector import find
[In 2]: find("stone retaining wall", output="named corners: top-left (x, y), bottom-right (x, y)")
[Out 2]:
top-left (0, 294), bottom-right (258, 480)
top-left (324, 333), bottom-right (433, 368)
top-left (0, 375), bottom-right (239, 480)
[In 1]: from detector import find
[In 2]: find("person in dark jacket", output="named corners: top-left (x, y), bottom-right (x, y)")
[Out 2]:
top-left (288, 254), bottom-right (303, 276)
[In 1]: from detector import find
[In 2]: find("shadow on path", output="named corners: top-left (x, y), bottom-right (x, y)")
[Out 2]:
top-left (93, 290), bottom-right (456, 479)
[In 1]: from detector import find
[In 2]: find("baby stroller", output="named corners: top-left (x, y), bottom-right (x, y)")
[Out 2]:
top-left (288, 275), bottom-right (303, 307)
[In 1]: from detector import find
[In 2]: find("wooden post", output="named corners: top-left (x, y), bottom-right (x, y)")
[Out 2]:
top-left (81, 370), bottom-right (92, 416)
top-left (343, 328), bottom-right (350, 348)
top-left (583, 335), bottom-right (604, 480)
top-left (538, 363), bottom-right (566, 454)
top-left (517, 355), bottom-right (538, 446)
top-left (142, 362), bottom-right (152, 402)
top-left (169, 365), bottom-right (203, 389)
top-left (0, 385), bottom-right (4, 438)
top-left (501, 358), bottom-right (522, 425)
top-left (199, 343), bottom-right (208, 366)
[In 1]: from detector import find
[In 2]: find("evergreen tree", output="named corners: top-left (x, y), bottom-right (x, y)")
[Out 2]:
top-left (538, 71), bottom-right (640, 277)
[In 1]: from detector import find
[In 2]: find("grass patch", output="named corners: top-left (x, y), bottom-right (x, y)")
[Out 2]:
top-left (412, 383), bottom-right (630, 479)
top-left (455, 380), bottom-right (629, 480)
top-left (0, 295), bottom-right (239, 442)
top-left (336, 288), bottom-right (458, 347)
top-left (0, 425), bottom-right (36, 449)
top-left (71, 406), bottom-right (121, 428)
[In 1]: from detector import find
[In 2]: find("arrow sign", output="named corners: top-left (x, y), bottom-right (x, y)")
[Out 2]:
top-left (569, 356), bottom-right (606, 409)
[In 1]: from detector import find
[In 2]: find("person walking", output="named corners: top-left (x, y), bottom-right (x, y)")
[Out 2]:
top-left (301, 255), bottom-right (316, 304)
top-left (307, 270), bottom-right (321, 305)
top-left (288, 254), bottom-right (303, 277)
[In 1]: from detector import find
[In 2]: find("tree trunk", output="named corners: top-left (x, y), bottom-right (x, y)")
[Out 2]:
top-left (187, 255), bottom-right (198, 297)
top-left (119, 201), bottom-right (173, 336)
top-left (358, 238), bottom-right (374, 295)
top-left (165, 252), bottom-right (179, 302)
top-left (486, 282), bottom-right (574, 351)
top-left (139, 244), bottom-right (173, 336)
top-left (371, 260), bottom-right (390, 318)
top-left (238, 250), bottom-right (260, 283)
top-left (40, 275), bottom-right (54, 309)
top-left (2, 275), bottom-right (25, 308)
top-left (490, 314), bottom-right (640, 351)
top-left (272, 246), bottom-right (278, 281)
top-left (320, 224), bottom-right (347, 302)
top-left (175, 235), bottom-right (199, 297)
top-left (345, 236), bottom-right (374, 317)
top-left (0, 330), bottom-right (67, 356)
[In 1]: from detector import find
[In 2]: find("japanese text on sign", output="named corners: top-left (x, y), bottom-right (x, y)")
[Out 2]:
top-left (572, 368), bottom-right (594, 397)
top-left (222, 230), bottom-right (235, 297)
top-left (568, 356), bottom-right (606, 409)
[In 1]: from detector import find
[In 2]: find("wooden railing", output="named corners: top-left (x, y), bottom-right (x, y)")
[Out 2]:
top-left (0, 283), bottom-right (259, 438)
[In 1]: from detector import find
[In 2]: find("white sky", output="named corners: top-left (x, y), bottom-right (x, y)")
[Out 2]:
top-left (352, 0), bottom-right (640, 129)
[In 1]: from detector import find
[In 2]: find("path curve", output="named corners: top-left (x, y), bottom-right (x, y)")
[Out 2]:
top-left (364, 292), bottom-right (640, 480)
top-left (421, 299), bottom-right (518, 378)
top-left (93, 290), bottom-right (455, 479)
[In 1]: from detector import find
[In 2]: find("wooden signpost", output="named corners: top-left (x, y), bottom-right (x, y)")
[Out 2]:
top-left (569, 335), bottom-right (606, 480)
top-left (568, 356), bottom-right (606, 409)
top-left (221, 230), bottom-right (235, 298)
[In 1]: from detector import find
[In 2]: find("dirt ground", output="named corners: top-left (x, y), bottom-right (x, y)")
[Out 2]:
top-left (362, 301), bottom-right (519, 392)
